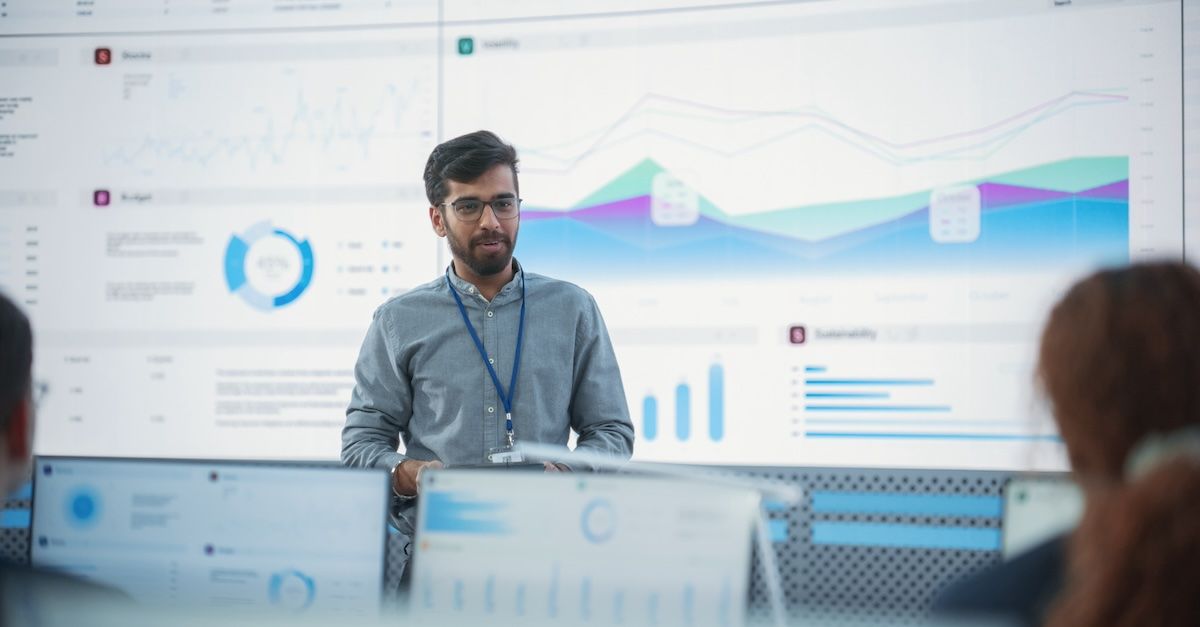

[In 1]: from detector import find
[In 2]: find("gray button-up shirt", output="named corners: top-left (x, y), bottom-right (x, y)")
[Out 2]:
top-left (341, 261), bottom-right (634, 529)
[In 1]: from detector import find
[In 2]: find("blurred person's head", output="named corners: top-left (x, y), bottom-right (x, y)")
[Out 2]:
top-left (1038, 262), bottom-right (1200, 627)
top-left (1038, 261), bottom-right (1200, 482)
top-left (0, 290), bottom-right (33, 495)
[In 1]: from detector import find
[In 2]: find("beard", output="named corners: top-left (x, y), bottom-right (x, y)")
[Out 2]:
top-left (446, 228), bottom-right (515, 277)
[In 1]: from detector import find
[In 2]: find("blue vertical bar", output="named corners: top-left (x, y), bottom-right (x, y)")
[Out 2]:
top-left (675, 383), bottom-right (691, 441)
top-left (643, 395), bottom-right (658, 441)
top-left (708, 364), bottom-right (724, 442)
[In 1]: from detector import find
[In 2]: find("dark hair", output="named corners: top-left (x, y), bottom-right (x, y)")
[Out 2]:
top-left (1037, 262), bottom-right (1200, 479)
top-left (1047, 458), bottom-right (1200, 627)
top-left (1038, 262), bottom-right (1200, 627)
top-left (0, 290), bottom-right (32, 429)
top-left (423, 130), bottom-right (519, 206)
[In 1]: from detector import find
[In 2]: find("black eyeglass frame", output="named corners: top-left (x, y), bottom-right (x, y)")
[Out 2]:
top-left (439, 197), bottom-right (522, 222)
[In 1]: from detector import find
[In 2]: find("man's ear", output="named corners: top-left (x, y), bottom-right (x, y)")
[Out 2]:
top-left (429, 206), bottom-right (447, 237)
top-left (4, 397), bottom-right (31, 462)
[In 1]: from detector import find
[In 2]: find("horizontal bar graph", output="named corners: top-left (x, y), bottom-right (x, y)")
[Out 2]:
top-left (800, 365), bottom-right (1058, 443)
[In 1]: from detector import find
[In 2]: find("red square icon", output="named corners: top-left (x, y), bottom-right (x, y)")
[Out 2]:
top-left (94, 48), bottom-right (112, 65)
top-left (789, 325), bottom-right (807, 345)
top-left (93, 190), bottom-right (110, 206)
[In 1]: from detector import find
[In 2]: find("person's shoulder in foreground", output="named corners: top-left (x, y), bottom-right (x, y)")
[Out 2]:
top-left (933, 534), bottom-right (1067, 627)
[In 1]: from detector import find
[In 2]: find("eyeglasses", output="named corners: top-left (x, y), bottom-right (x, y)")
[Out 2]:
top-left (440, 197), bottom-right (522, 222)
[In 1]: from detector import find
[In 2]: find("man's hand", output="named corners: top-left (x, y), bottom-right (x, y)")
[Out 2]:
top-left (393, 459), bottom-right (444, 496)
top-left (543, 462), bottom-right (571, 473)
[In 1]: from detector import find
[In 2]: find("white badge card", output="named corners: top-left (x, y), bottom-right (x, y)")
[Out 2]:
top-left (487, 445), bottom-right (525, 464)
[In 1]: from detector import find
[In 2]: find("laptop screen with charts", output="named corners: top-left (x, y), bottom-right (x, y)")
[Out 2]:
top-left (410, 470), bottom-right (761, 627)
top-left (30, 457), bottom-right (389, 616)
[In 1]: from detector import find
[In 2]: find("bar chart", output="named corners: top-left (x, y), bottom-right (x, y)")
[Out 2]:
top-left (641, 363), bottom-right (724, 444)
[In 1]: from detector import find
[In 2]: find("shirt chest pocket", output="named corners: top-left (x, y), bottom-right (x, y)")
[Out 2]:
top-left (520, 329), bottom-right (576, 405)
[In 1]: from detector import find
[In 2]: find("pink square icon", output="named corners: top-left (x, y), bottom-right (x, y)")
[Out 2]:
top-left (789, 325), bottom-right (807, 345)
top-left (93, 190), bottom-right (110, 206)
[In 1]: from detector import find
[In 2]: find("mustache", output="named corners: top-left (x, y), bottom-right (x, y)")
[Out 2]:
top-left (471, 232), bottom-right (511, 247)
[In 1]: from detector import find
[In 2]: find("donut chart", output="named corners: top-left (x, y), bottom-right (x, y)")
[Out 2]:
top-left (224, 221), bottom-right (314, 311)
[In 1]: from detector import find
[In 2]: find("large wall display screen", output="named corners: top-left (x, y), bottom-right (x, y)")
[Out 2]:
top-left (0, 0), bottom-right (1186, 470)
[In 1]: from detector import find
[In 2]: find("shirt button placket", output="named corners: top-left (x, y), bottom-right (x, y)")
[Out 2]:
top-left (482, 305), bottom-right (498, 453)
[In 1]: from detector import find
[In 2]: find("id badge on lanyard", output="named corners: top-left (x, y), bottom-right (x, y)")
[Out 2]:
top-left (447, 273), bottom-right (527, 465)
top-left (487, 442), bottom-right (525, 464)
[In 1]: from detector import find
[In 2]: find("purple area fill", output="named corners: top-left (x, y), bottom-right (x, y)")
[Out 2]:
top-left (1077, 180), bottom-right (1128, 200)
top-left (521, 210), bottom-right (565, 220)
top-left (522, 196), bottom-right (650, 223)
top-left (977, 183), bottom-right (1066, 209)
top-left (571, 195), bottom-right (651, 220)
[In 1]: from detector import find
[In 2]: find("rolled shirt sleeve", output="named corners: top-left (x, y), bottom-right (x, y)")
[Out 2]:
top-left (567, 294), bottom-right (635, 469)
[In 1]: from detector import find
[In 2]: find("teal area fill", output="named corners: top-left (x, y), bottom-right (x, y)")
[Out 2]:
top-left (522, 157), bottom-right (1128, 279)
top-left (571, 158), bottom-right (664, 208)
top-left (988, 156), bottom-right (1128, 193)
top-left (520, 197), bottom-right (1128, 278)
top-left (557, 156), bottom-right (1128, 242)
top-left (732, 191), bottom-right (930, 242)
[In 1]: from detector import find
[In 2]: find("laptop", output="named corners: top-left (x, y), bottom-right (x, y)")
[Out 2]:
top-left (30, 457), bottom-right (389, 616)
top-left (409, 470), bottom-right (761, 627)
top-left (1002, 475), bottom-right (1083, 558)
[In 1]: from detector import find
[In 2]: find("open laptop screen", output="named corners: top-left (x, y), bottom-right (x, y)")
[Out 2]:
top-left (30, 457), bottom-right (389, 616)
top-left (410, 470), bottom-right (760, 627)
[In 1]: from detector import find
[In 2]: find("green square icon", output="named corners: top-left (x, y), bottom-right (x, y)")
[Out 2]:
top-left (457, 37), bottom-right (474, 55)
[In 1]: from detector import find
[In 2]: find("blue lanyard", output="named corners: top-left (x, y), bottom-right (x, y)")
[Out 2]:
top-left (446, 272), bottom-right (526, 446)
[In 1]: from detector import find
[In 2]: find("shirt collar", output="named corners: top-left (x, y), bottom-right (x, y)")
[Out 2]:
top-left (445, 258), bottom-right (524, 303)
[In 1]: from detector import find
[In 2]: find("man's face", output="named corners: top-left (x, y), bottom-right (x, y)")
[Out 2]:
top-left (430, 163), bottom-right (520, 280)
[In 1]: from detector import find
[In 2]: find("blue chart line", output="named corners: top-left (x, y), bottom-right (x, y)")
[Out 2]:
top-left (805, 392), bottom-right (890, 399)
top-left (522, 90), bottom-right (1128, 173)
top-left (805, 419), bottom-right (1017, 426)
top-left (805, 365), bottom-right (827, 373)
top-left (105, 80), bottom-right (427, 171)
top-left (806, 432), bottom-right (1063, 442)
top-left (806, 379), bottom-right (934, 386)
top-left (805, 405), bottom-right (951, 412)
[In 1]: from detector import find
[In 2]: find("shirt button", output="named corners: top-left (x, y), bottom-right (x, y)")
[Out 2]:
top-left (468, 287), bottom-right (475, 294)
top-left (488, 406), bottom-right (495, 413)
top-left (486, 311), bottom-right (494, 318)
top-left (488, 358), bottom-right (495, 365)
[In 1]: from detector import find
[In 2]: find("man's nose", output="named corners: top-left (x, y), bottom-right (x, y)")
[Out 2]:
top-left (478, 204), bottom-right (502, 228)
